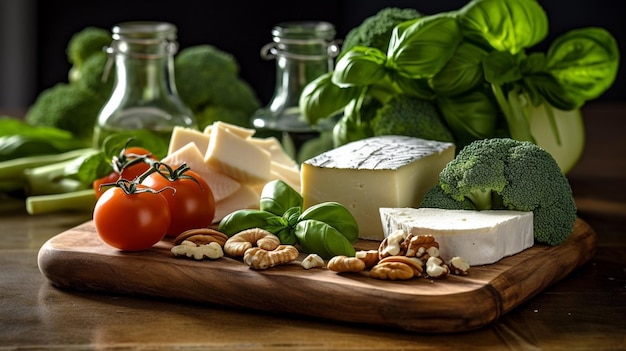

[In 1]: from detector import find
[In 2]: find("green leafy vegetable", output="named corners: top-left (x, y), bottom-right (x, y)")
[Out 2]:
top-left (218, 180), bottom-right (358, 259)
top-left (299, 0), bottom-right (620, 173)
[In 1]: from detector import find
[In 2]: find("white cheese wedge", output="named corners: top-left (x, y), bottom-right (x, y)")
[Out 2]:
top-left (204, 121), bottom-right (256, 139)
top-left (301, 136), bottom-right (455, 240)
top-left (249, 136), bottom-right (299, 169)
top-left (162, 142), bottom-right (241, 202)
top-left (204, 123), bottom-right (271, 185)
top-left (212, 185), bottom-right (260, 223)
top-left (379, 208), bottom-right (534, 266)
top-left (271, 161), bottom-right (301, 192)
top-left (168, 126), bottom-right (211, 155)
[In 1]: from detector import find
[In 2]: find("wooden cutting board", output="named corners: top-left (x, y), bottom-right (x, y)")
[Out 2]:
top-left (38, 218), bottom-right (596, 333)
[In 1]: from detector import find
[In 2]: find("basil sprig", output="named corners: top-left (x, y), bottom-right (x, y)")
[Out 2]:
top-left (218, 180), bottom-right (358, 259)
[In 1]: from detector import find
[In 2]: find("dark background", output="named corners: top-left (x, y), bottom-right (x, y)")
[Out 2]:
top-left (1, 0), bottom-right (624, 111)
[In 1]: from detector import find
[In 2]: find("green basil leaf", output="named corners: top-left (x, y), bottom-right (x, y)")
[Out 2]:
top-left (275, 227), bottom-right (297, 246)
top-left (299, 202), bottom-right (359, 243)
top-left (331, 99), bottom-right (376, 148)
top-left (482, 51), bottom-right (523, 85)
top-left (218, 209), bottom-right (288, 237)
top-left (332, 46), bottom-right (388, 87)
top-left (387, 14), bottom-right (462, 79)
top-left (294, 219), bottom-right (356, 259)
top-left (283, 206), bottom-right (302, 227)
top-left (429, 41), bottom-right (489, 96)
top-left (546, 27), bottom-right (620, 103)
top-left (299, 72), bottom-right (357, 126)
top-left (437, 89), bottom-right (499, 148)
top-left (458, 0), bottom-right (548, 54)
top-left (390, 74), bottom-right (435, 100)
top-left (523, 73), bottom-right (579, 110)
top-left (259, 179), bottom-right (303, 216)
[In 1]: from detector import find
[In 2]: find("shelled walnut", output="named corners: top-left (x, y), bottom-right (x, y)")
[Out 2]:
top-left (243, 245), bottom-right (299, 270)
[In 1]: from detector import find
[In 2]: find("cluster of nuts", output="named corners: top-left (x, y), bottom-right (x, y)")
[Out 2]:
top-left (328, 229), bottom-right (470, 281)
top-left (171, 227), bottom-right (300, 270)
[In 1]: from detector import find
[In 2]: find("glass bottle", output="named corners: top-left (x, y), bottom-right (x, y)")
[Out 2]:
top-left (251, 21), bottom-right (341, 160)
top-left (93, 21), bottom-right (196, 148)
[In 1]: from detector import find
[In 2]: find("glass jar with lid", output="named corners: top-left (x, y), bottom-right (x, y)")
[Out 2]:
top-left (251, 21), bottom-right (341, 161)
top-left (93, 21), bottom-right (196, 148)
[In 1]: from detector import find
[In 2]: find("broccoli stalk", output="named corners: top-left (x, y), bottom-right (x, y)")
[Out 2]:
top-left (421, 138), bottom-right (577, 246)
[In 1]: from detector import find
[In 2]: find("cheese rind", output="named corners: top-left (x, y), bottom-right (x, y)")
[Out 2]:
top-left (301, 136), bottom-right (455, 240)
top-left (379, 208), bottom-right (534, 266)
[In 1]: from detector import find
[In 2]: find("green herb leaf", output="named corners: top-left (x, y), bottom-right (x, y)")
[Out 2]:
top-left (387, 14), bottom-right (462, 79)
top-left (458, 0), bottom-right (548, 54)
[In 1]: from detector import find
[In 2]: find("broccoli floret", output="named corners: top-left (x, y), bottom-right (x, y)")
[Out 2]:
top-left (174, 45), bottom-right (261, 129)
top-left (421, 138), bottom-right (577, 246)
top-left (371, 94), bottom-right (455, 142)
top-left (24, 83), bottom-right (106, 143)
top-left (74, 53), bottom-right (113, 98)
top-left (66, 27), bottom-right (111, 84)
top-left (341, 7), bottom-right (423, 55)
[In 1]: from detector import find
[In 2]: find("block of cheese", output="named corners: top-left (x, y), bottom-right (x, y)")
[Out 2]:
top-left (248, 136), bottom-right (299, 169)
top-left (203, 121), bottom-right (256, 139)
top-left (213, 185), bottom-right (260, 223)
top-left (379, 207), bottom-right (534, 266)
top-left (301, 136), bottom-right (455, 240)
top-left (162, 142), bottom-right (241, 202)
top-left (168, 126), bottom-right (211, 155)
top-left (204, 123), bottom-right (271, 186)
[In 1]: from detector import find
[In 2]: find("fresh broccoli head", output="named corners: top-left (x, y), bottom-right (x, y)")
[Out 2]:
top-left (24, 83), bottom-right (106, 142)
top-left (66, 27), bottom-right (111, 84)
top-left (371, 94), bottom-right (455, 142)
top-left (341, 7), bottom-right (423, 56)
top-left (421, 138), bottom-right (577, 246)
top-left (174, 45), bottom-right (261, 129)
top-left (73, 53), bottom-right (113, 98)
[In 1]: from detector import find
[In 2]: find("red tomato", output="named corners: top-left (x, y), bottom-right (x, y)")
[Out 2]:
top-left (117, 146), bottom-right (158, 181)
top-left (93, 147), bottom-right (158, 200)
top-left (93, 185), bottom-right (171, 251)
top-left (93, 172), bottom-right (120, 199)
top-left (141, 169), bottom-right (215, 237)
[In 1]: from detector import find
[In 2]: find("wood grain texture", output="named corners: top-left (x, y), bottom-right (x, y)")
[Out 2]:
top-left (37, 218), bottom-right (596, 333)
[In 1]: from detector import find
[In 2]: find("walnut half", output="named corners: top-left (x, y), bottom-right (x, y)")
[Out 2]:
top-left (243, 245), bottom-right (299, 270)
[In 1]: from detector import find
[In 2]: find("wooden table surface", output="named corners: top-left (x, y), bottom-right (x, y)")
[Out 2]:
top-left (1, 102), bottom-right (625, 350)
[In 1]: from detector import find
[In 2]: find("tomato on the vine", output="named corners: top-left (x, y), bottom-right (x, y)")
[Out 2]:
top-left (93, 181), bottom-right (172, 251)
top-left (93, 146), bottom-right (158, 199)
top-left (141, 166), bottom-right (215, 237)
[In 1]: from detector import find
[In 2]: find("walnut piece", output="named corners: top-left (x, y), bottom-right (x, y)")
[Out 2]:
top-left (378, 255), bottom-right (423, 277)
top-left (301, 254), bottom-right (325, 269)
top-left (327, 255), bottom-right (366, 273)
top-left (224, 228), bottom-right (281, 257)
top-left (369, 261), bottom-right (415, 280)
top-left (355, 250), bottom-right (379, 268)
top-left (378, 229), bottom-right (407, 259)
top-left (174, 228), bottom-right (228, 247)
top-left (243, 245), bottom-right (299, 270)
top-left (449, 256), bottom-right (470, 275)
top-left (425, 256), bottom-right (450, 278)
top-left (171, 240), bottom-right (224, 260)
top-left (405, 234), bottom-right (439, 260)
